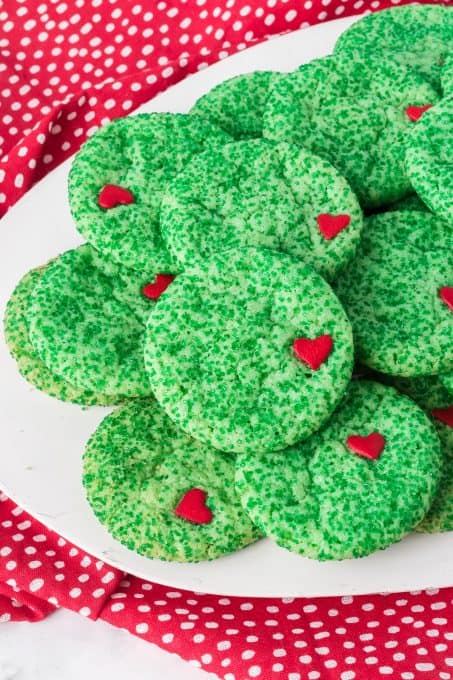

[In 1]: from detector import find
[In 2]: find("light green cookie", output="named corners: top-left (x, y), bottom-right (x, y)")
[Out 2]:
top-left (235, 380), bottom-right (442, 560)
top-left (381, 375), bottom-right (453, 534)
top-left (405, 96), bottom-right (453, 225)
top-left (334, 4), bottom-right (453, 90)
top-left (263, 53), bottom-right (440, 209)
top-left (83, 399), bottom-right (261, 562)
top-left (335, 211), bottom-right (453, 377)
top-left (144, 247), bottom-right (354, 454)
top-left (190, 71), bottom-right (281, 139)
top-left (161, 139), bottom-right (363, 280)
top-left (28, 245), bottom-right (166, 399)
top-left (4, 266), bottom-right (117, 407)
top-left (68, 113), bottom-right (231, 272)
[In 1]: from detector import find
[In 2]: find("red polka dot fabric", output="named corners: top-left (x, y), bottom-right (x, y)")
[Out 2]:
top-left (1, 1), bottom-right (453, 678)
top-left (0, 0), bottom-right (445, 217)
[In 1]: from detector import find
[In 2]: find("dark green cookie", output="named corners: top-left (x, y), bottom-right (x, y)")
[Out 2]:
top-left (83, 399), bottom-right (261, 562)
top-left (68, 113), bottom-right (231, 272)
top-left (335, 211), bottom-right (453, 377)
top-left (441, 372), bottom-right (453, 396)
top-left (235, 380), bottom-right (442, 560)
top-left (383, 195), bottom-right (429, 214)
top-left (161, 139), bottom-right (363, 280)
top-left (263, 53), bottom-right (440, 209)
top-left (405, 96), bottom-right (453, 225)
top-left (144, 247), bottom-right (354, 454)
top-left (334, 4), bottom-right (453, 90)
top-left (4, 266), bottom-right (117, 407)
top-left (190, 71), bottom-right (281, 139)
top-left (28, 245), bottom-right (167, 399)
top-left (380, 374), bottom-right (453, 534)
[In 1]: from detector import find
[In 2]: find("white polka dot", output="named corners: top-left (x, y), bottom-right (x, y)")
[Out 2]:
top-left (29, 578), bottom-right (44, 592)
top-left (28, 560), bottom-right (42, 569)
top-left (248, 667), bottom-right (262, 678)
top-left (79, 607), bottom-right (91, 617)
top-left (341, 673), bottom-right (356, 680)
top-left (14, 174), bottom-right (24, 188)
top-left (379, 668), bottom-right (394, 675)
top-left (162, 633), bottom-right (174, 643)
top-left (136, 623), bottom-right (149, 634)
top-left (201, 654), bottom-right (212, 664)
top-left (69, 588), bottom-right (81, 598)
top-left (6, 561), bottom-right (17, 571)
top-left (0, 547), bottom-right (12, 556)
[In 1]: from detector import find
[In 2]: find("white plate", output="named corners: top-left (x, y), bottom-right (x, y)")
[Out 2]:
top-left (2, 15), bottom-right (453, 598)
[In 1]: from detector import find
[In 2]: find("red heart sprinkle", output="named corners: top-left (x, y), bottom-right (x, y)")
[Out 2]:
top-left (142, 274), bottom-right (175, 300)
top-left (174, 488), bottom-right (213, 524)
top-left (440, 286), bottom-right (453, 311)
top-left (293, 335), bottom-right (333, 370)
top-left (346, 432), bottom-right (386, 460)
top-left (317, 213), bottom-right (351, 240)
top-left (98, 184), bottom-right (135, 209)
top-left (431, 406), bottom-right (453, 428)
top-left (405, 104), bottom-right (432, 122)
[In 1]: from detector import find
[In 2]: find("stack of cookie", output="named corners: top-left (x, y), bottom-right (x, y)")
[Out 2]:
top-left (4, 4), bottom-right (453, 563)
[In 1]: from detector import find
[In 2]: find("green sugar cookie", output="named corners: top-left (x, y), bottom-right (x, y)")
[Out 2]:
top-left (144, 247), bottom-right (354, 454)
top-left (68, 113), bottom-right (231, 272)
top-left (335, 211), bottom-right (453, 377)
top-left (4, 266), bottom-right (117, 407)
top-left (190, 71), bottom-right (281, 139)
top-left (235, 380), bottom-right (442, 560)
top-left (83, 399), bottom-right (261, 562)
top-left (378, 374), bottom-right (453, 534)
top-left (161, 139), bottom-right (363, 280)
top-left (28, 244), bottom-right (170, 399)
top-left (405, 96), bottom-right (453, 225)
top-left (334, 4), bottom-right (453, 90)
top-left (263, 53), bottom-right (440, 209)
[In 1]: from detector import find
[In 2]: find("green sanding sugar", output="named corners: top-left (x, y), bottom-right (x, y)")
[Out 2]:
top-left (262, 52), bottom-right (440, 209)
top-left (381, 374), bottom-right (453, 534)
top-left (190, 71), bottom-right (281, 139)
top-left (335, 211), bottom-right (453, 377)
top-left (405, 96), bottom-right (453, 225)
top-left (68, 113), bottom-right (231, 272)
top-left (161, 139), bottom-right (363, 280)
top-left (4, 265), bottom-right (117, 406)
top-left (441, 372), bottom-right (453, 396)
top-left (83, 398), bottom-right (262, 562)
top-left (144, 246), bottom-right (354, 454)
top-left (334, 4), bottom-right (453, 90)
top-left (441, 53), bottom-right (453, 95)
top-left (28, 244), bottom-right (167, 399)
top-left (235, 380), bottom-right (442, 560)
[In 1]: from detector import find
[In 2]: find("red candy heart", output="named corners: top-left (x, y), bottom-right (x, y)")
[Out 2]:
top-left (98, 184), bottom-right (135, 209)
top-left (174, 488), bottom-right (213, 524)
top-left (346, 432), bottom-right (386, 460)
top-left (440, 286), bottom-right (453, 311)
top-left (317, 213), bottom-right (351, 240)
top-left (293, 335), bottom-right (333, 370)
top-left (142, 274), bottom-right (175, 300)
top-left (431, 406), bottom-right (453, 428)
top-left (405, 104), bottom-right (432, 122)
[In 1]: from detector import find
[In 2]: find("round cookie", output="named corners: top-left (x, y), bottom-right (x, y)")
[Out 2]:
top-left (4, 266), bottom-right (117, 407)
top-left (68, 113), bottom-right (231, 272)
top-left (263, 53), bottom-right (440, 209)
top-left (405, 96), bottom-right (453, 225)
top-left (334, 4), bottom-right (453, 90)
top-left (144, 247), bottom-right (354, 454)
top-left (190, 71), bottom-right (281, 139)
top-left (335, 211), bottom-right (453, 377)
top-left (83, 399), bottom-right (262, 562)
top-left (28, 244), bottom-right (172, 398)
top-left (381, 375), bottom-right (453, 534)
top-left (235, 380), bottom-right (442, 560)
top-left (161, 139), bottom-right (363, 280)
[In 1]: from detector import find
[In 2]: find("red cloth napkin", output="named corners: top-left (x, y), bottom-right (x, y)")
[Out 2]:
top-left (2, 1), bottom-right (453, 678)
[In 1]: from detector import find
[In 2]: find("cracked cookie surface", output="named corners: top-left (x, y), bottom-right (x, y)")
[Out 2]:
top-left (83, 398), bottom-right (262, 562)
top-left (235, 380), bottom-right (441, 560)
top-left (144, 246), bottom-right (353, 454)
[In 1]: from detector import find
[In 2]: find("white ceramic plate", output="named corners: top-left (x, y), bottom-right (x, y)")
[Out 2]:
top-left (2, 15), bottom-right (453, 598)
